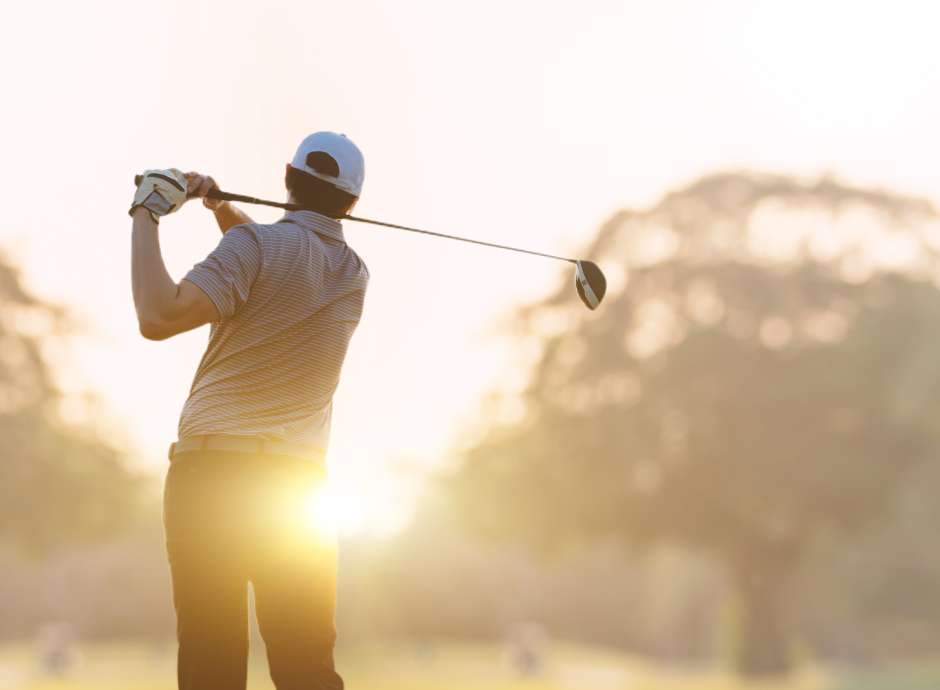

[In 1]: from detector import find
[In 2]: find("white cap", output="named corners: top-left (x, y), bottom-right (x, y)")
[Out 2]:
top-left (289, 131), bottom-right (365, 197)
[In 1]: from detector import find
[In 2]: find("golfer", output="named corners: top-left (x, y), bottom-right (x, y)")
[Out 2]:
top-left (129, 132), bottom-right (369, 690)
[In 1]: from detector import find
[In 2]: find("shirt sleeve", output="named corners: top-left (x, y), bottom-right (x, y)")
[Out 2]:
top-left (183, 225), bottom-right (262, 320)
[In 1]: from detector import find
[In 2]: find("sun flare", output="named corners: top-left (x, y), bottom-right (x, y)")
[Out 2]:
top-left (302, 482), bottom-right (365, 538)
top-left (296, 462), bottom-right (418, 540)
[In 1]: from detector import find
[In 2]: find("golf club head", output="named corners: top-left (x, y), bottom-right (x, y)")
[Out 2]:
top-left (575, 260), bottom-right (606, 310)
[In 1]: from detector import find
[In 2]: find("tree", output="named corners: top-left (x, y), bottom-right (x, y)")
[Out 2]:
top-left (0, 254), bottom-right (143, 553)
top-left (448, 172), bottom-right (940, 675)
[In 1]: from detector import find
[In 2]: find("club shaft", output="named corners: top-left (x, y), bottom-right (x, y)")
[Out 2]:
top-left (342, 215), bottom-right (575, 264)
top-left (134, 176), bottom-right (576, 264)
top-left (207, 190), bottom-right (575, 263)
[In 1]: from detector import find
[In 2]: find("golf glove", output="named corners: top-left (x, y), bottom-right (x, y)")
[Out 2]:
top-left (130, 169), bottom-right (188, 221)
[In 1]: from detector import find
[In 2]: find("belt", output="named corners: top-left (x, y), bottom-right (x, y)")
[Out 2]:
top-left (168, 435), bottom-right (326, 463)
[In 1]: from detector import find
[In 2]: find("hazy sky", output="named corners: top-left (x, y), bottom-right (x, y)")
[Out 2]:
top-left (2, 0), bottom-right (939, 532)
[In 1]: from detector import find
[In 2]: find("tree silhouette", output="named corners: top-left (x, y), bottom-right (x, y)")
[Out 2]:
top-left (0, 255), bottom-right (142, 553)
top-left (450, 172), bottom-right (940, 675)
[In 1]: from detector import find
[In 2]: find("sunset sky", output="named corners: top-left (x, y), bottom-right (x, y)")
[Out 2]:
top-left (2, 0), bottom-right (939, 533)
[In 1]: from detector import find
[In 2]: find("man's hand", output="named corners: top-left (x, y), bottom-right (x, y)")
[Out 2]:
top-left (186, 171), bottom-right (256, 234)
top-left (130, 169), bottom-right (189, 220)
top-left (185, 172), bottom-right (223, 210)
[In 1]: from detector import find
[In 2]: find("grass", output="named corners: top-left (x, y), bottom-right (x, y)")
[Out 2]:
top-left (0, 638), bottom-right (932, 690)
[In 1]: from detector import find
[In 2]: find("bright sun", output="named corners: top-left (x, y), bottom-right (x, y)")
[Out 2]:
top-left (302, 482), bottom-right (365, 538)
top-left (298, 461), bottom-right (418, 540)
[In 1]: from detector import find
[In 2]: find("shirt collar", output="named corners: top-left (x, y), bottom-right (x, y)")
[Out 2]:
top-left (281, 209), bottom-right (345, 242)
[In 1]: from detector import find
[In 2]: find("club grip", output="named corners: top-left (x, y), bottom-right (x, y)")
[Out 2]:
top-left (133, 173), bottom-right (223, 199)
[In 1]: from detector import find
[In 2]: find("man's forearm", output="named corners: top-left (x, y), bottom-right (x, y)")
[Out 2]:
top-left (130, 208), bottom-right (180, 328)
top-left (212, 201), bottom-right (254, 233)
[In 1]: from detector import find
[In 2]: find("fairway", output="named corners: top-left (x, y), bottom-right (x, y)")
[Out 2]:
top-left (0, 638), bottom-right (849, 690)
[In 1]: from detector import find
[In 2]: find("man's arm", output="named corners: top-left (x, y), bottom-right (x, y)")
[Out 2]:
top-left (210, 200), bottom-right (255, 234)
top-left (130, 207), bottom-right (219, 340)
top-left (186, 171), bottom-right (256, 234)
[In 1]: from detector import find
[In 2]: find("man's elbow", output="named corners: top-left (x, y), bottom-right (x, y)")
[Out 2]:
top-left (138, 317), bottom-right (172, 341)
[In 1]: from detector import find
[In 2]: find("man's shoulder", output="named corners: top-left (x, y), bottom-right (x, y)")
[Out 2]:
top-left (239, 220), bottom-right (369, 284)
top-left (353, 249), bottom-right (370, 282)
top-left (223, 221), bottom-right (266, 239)
top-left (339, 241), bottom-right (369, 284)
top-left (216, 223), bottom-right (264, 252)
top-left (238, 219), bottom-right (302, 248)
top-left (249, 219), bottom-right (292, 235)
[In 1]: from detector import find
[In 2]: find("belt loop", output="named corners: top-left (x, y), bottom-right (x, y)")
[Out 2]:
top-left (199, 436), bottom-right (208, 451)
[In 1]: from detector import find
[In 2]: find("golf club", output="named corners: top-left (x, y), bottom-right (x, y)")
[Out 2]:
top-left (134, 176), bottom-right (607, 310)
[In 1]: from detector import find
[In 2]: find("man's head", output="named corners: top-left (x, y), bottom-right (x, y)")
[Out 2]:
top-left (286, 132), bottom-right (365, 218)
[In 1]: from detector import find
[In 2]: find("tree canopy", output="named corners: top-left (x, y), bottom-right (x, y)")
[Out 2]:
top-left (0, 256), bottom-right (142, 553)
top-left (448, 172), bottom-right (940, 675)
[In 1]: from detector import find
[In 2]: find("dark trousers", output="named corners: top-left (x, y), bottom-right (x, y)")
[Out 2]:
top-left (163, 450), bottom-right (344, 690)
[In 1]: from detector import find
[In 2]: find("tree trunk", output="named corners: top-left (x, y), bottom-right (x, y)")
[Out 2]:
top-left (729, 559), bottom-right (794, 677)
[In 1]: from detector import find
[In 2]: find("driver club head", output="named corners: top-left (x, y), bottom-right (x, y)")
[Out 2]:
top-left (575, 260), bottom-right (606, 310)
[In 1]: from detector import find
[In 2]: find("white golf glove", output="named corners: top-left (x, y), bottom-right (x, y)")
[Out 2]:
top-left (130, 169), bottom-right (188, 221)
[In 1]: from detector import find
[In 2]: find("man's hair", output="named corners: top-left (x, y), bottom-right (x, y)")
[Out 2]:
top-left (285, 152), bottom-right (358, 218)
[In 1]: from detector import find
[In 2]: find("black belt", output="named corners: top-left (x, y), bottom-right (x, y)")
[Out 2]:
top-left (169, 434), bottom-right (326, 463)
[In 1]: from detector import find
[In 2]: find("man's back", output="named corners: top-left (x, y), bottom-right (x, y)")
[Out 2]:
top-left (179, 209), bottom-right (369, 450)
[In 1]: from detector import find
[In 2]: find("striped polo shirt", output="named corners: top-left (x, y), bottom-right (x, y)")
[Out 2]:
top-left (178, 209), bottom-right (369, 453)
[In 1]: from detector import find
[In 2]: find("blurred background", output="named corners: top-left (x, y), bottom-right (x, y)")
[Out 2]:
top-left (2, 1), bottom-right (940, 688)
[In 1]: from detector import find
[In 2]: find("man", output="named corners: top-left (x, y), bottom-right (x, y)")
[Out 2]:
top-left (129, 132), bottom-right (369, 690)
